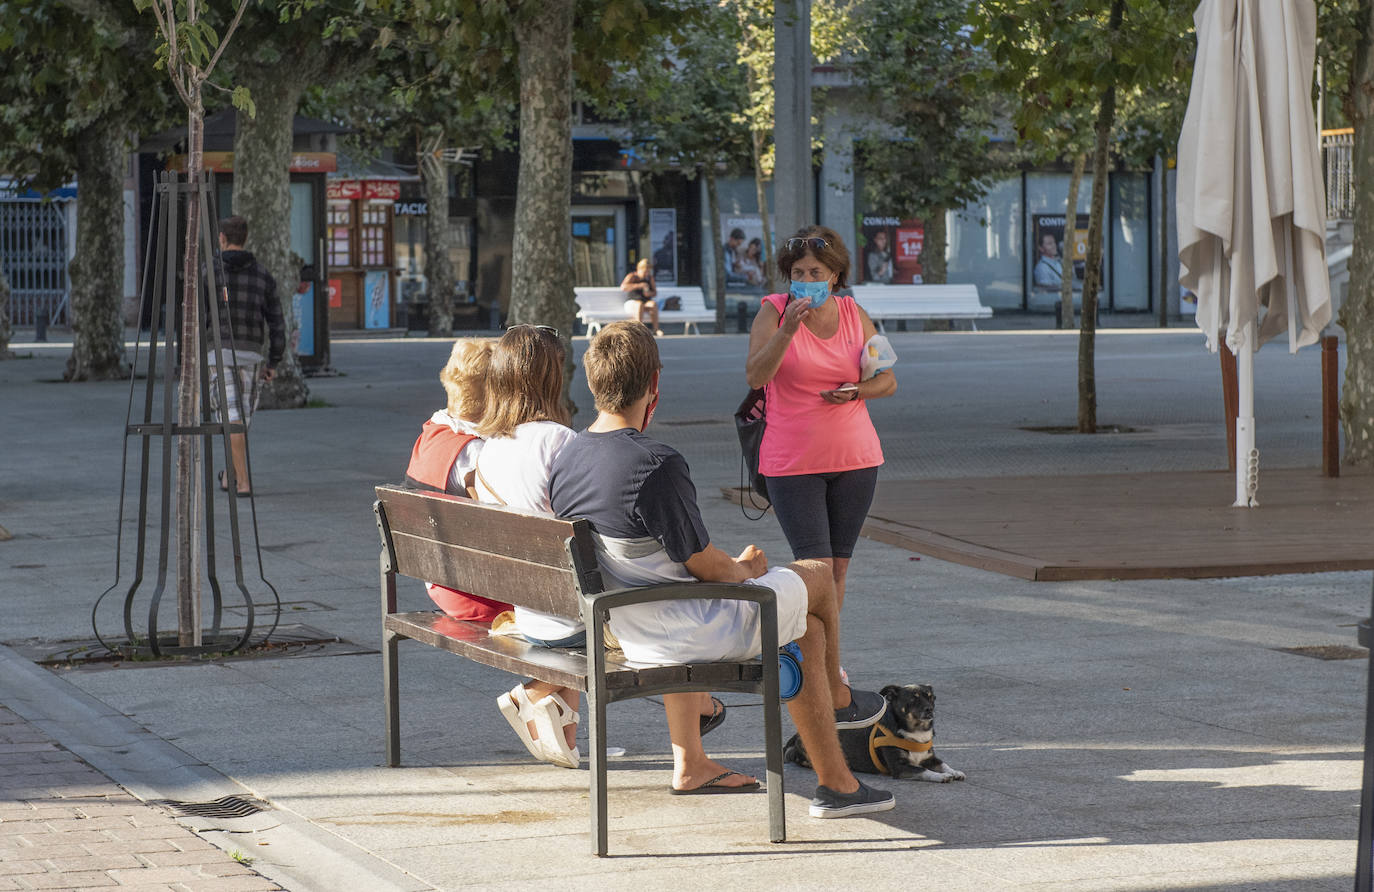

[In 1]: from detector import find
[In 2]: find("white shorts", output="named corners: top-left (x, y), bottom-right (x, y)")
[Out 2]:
top-left (609, 566), bottom-right (809, 666)
top-left (624, 297), bottom-right (654, 315)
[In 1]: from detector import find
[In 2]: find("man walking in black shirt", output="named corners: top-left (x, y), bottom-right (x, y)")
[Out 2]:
top-left (212, 215), bottom-right (285, 497)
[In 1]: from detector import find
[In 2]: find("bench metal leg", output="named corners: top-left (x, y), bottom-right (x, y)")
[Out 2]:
top-left (761, 608), bottom-right (786, 843)
top-left (588, 679), bottom-right (609, 855)
top-left (383, 627), bottom-right (401, 767)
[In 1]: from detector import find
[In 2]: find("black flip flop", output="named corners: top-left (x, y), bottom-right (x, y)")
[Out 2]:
top-left (669, 771), bottom-right (760, 796)
top-left (218, 470), bottom-right (230, 493)
top-left (700, 696), bottom-right (726, 737)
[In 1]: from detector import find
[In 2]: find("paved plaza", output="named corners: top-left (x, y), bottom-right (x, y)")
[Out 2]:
top-left (0, 322), bottom-right (1368, 890)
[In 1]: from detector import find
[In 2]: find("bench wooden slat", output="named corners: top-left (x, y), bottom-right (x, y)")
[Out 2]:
top-left (385, 612), bottom-right (768, 694)
top-left (390, 532), bottom-right (585, 617)
top-left (381, 487), bottom-right (584, 566)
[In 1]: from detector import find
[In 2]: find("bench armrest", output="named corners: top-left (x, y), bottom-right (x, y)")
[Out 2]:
top-left (582, 581), bottom-right (774, 614)
top-left (581, 582), bottom-right (781, 668)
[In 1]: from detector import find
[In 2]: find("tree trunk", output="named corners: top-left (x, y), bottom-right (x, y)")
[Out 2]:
top-left (752, 130), bottom-right (775, 292)
top-left (1060, 152), bottom-right (1085, 331)
top-left (1077, 0), bottom-right (1124, 434)
top-left (64, 117), bottom-right (128, 381)
top-left (921, 209), bottom-right (947, 284)
top-left (707, 168), bottom-right (726, 333)
top-left (1343, 2), bottom-right (1374, 464)
top-left (0, 267), bottom-right (10, 358)
top-left (1157, 154), bottom-right (1169, 327)
top-left (421, 133), bottom-right (456, 337)
top-left (919, 209), bottom-right (952, 331)
top-left (175, 102), bottom-right (205, 648)
top-left (511, 0), bottom-right (577, 414)
top-left (233, 72), bottom-right (310, 410)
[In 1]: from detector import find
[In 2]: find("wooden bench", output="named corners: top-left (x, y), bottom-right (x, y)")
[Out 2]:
top-left (373, 485), bottom-right (786, 856)
top-left (573, 286), bottom-right (717, 335)
top-left (850, 283), bottom-right (992, 332)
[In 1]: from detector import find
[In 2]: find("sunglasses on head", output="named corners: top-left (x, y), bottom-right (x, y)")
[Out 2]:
top-left (506, 323), bottom-right (560, 338)
top-left (785, 237), bottom-right (830, 252)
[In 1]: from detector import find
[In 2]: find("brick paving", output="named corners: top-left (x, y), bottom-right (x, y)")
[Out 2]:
top-left (0, 707), bottom-right (281, 892)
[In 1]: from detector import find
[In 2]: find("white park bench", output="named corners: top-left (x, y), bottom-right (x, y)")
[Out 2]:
top-left (573, 286), bottom-right (716, 335)
top-left (849, 284), bottom-right (992, 332)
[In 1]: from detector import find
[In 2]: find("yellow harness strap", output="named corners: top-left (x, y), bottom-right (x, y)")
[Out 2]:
top-left (867, 724), bottom-right (933, 776)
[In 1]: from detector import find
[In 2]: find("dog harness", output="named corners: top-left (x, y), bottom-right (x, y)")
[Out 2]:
top-left (867, 724), bottom-right (932, 776)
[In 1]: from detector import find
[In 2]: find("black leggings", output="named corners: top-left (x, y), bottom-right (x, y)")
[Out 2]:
top-left (763, 466), bottom-right (879, 560)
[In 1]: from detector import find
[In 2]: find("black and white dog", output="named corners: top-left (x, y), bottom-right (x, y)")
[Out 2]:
top-left (784, 683), bottom-right (965, 782)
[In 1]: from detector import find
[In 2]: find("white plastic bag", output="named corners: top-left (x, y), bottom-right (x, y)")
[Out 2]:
top-left (860, 334), bottom-right (897, 381)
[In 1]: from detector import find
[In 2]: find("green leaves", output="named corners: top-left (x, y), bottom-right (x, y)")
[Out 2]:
top-left (231, 83), bottom-right (256, 117)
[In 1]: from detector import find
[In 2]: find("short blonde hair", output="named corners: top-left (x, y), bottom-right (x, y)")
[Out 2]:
top-left (476, 325), bottom-right (569, 437)
top-left (440, 338), bottom-right (493, 422)
top-left (584, 321), bottom-right (660, 414)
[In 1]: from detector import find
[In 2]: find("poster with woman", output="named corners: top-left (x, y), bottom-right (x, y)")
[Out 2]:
top-left (719, 214), bottom-right (767, 290)
top-left (649, 208), bottom-right (677, 285)
top-left (860, 216), bottom-right (923, 284)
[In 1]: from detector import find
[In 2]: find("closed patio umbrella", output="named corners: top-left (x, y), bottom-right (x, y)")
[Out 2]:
top-left (1176, 0), bottom-right (1332, 507)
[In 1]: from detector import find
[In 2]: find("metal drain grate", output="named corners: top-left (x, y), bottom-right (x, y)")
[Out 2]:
top-left (150, 795), bottom-right (268, 819)
top-left (1276, 644), bottom-right (1369, 661)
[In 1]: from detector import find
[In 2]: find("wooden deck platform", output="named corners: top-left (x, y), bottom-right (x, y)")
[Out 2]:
top-left (856, 468), bottom-right (1374, 581)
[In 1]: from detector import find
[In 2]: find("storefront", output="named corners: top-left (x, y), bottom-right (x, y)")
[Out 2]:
top-left (325, 178), bottom-right (403, 330)
top-left (159, 150), bottom-right (334, 369)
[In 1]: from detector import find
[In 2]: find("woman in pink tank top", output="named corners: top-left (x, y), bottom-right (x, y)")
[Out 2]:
top-left (744, 225), bottom-right (897, 617)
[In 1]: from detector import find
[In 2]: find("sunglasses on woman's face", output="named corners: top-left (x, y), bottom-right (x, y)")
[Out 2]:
top-left (507, 323), bottom-right (560, 338)
top-left (785, 237), bottom-right (830, 252)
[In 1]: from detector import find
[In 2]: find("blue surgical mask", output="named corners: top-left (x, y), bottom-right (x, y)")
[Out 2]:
top-left (789, 279), bottom-right (831, 306)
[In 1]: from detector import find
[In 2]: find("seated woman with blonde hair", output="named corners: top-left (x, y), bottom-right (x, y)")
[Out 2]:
top-left (403, 338), bottom-right (511, 621)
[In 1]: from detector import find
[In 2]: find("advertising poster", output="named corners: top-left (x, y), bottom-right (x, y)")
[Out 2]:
top-left (860, 216), bottom-right (923, 284)
top-left (719, 213), bottom-right (768, 290)
top-left (1031, 213), bottom-right (1097, 292)
top-left (364, 270), bottom-right (390, 329)
top-left (649, 208), bottom-right (677, 285)
top-left (293, 282), bottom-right (315, 357)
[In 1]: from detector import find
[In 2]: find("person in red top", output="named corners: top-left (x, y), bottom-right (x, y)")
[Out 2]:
top-left (403, 338), bottom-right (512, 621)
top-left (744, 225), bottom-right (898, 622)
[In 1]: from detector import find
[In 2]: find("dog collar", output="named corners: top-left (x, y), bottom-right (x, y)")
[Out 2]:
top-left (868, 724), bottom-right (933, 776)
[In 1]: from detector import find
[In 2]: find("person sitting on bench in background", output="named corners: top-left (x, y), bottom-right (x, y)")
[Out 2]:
top-left (548, 321), bottom-right (895, 815)
top-left (402, 338), bottom-right (511, 622)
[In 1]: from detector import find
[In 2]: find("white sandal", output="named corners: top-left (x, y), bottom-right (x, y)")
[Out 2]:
top-left (496, 684), bottom-right (545, 763)
top-left (531, 692), bottom-right (581, 769)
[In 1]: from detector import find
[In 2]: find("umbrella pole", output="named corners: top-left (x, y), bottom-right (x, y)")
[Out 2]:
top-left (1234, 323), bottom-right (1258, 508)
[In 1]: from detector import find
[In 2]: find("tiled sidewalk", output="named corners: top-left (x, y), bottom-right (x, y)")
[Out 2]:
top-left (0, 706), bottom-right (280, 892)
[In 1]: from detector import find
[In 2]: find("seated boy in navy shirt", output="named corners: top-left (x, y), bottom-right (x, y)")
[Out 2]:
top-left (549, 321), bottom-right (894, 817)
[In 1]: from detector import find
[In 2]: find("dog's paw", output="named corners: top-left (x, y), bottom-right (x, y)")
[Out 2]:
top-left (945, 768), bottom-right (966, 781)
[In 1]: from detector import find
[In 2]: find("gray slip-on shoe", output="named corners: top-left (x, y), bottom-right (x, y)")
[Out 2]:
top-left (809, 781), bottom-right (895, 818)
top-left (833, 686), bottom-right (886, 729)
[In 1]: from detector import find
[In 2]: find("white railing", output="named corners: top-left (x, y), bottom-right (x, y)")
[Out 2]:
top-left (1323, 128), bottom-right (1355, 222)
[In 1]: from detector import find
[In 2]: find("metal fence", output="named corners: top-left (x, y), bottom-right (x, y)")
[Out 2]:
top-left (1323, 128), bottom-right (1355, 223)
top-left (0, 197), bottom-right (70, 327)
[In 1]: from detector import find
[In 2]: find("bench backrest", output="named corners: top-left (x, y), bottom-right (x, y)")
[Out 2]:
top-left (850, 283), bottom-right (982, 304)
top-left (374, 485), bottom-right (602, 617)
top-left (574, 286), bottom-right (708, 315)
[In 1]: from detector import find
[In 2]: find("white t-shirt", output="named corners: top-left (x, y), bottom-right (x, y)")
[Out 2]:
top-left (428, 410), bottom-right (484, 494)
top-left (472, 421), bottom-right (581, 641)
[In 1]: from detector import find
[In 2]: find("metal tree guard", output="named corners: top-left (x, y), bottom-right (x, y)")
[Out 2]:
top-left (93, 170), bottom-right (279, 657)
